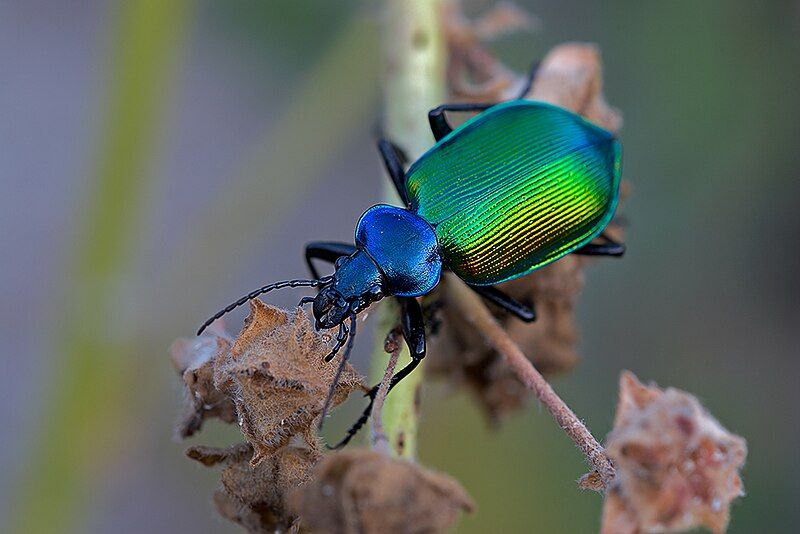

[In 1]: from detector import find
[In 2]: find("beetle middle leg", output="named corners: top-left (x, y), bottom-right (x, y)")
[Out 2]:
top-left (573, 232), bottom-right (626, 257)
top-left (468, 284), bottom-right (536, 322)
top-left (328, 296), bottom-right (426, 449)
top-left (305, 241), bottom-right (357, 279)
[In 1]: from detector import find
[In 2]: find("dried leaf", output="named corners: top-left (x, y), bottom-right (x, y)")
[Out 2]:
top-left (443, 0), bottom-right (522, 101)
top-left (290, 449), bottom-right (474, 534)
top-left (187, 442), bottom-right (318, 533)
top-left (170, 323), bottom-right (236, 437)
top-left (214, 300), bottom-right (365, 463)
top-left (472, 2), bottom-right (539, 42)
top-left (529, 43), bottom-right (622, 132)
top-left (601, 372), bottom-right (747, 534)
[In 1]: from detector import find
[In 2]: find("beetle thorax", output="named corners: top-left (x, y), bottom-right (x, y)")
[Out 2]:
top-left (355, 204), bottom-right (442, 297)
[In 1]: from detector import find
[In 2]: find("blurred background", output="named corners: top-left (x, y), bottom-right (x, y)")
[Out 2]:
top-left (2, 0), bottom-right (799, 532)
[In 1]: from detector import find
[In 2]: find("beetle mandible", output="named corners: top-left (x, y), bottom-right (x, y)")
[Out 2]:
top-left (197, 67), bottom-right (625, 448)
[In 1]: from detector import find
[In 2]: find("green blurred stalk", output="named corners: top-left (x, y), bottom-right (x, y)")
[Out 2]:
top-left (372, 0), bottom-right (446, 459)
top-left (10, 1), bottom-right (191, 532)
top-left (155, 15), bottom-right (380, 336)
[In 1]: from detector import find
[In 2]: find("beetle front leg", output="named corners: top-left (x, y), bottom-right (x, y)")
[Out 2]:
top-left (304, 241), bottom-right (357, 279)
top-left (327, 297), bottom-right (426, 450)
top-left (468, 284), bottom-right (536, 322)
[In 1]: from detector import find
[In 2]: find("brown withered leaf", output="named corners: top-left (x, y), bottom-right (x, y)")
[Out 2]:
top-left (443, 1), bottom-right (531, 102)
top-left (187, 442), bottom-right (319, 533)
top-left (601, 372), bottom-right (747, 534)
top-left (170, 322), bottom-right (237, 437)
top-left (214, 300), bottom-right (364, 464)
top-left (531, 43), bottom-right (623, 131)
top-left (289, 449), bottom-right (474, 534)
top-left (428, 34), bottom-right (629, 423)
top-left (472, 2), bottom-right (540, 42)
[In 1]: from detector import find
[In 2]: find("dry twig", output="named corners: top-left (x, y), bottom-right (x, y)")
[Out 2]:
top-left (371, 330), bottom-right (403, 454)
top-left (445, 276), bottom-right (616, 488)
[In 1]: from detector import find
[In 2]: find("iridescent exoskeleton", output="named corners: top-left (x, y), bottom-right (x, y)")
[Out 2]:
top-left (198, 69), bottom-right (625, 448)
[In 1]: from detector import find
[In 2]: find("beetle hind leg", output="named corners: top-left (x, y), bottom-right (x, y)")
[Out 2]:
top-left (426, 61), bottom-right (540, 142)
top-left (377, 139), bottom-right (412, 207)
top-left (573, 232), bottom-right (626, 257)
top-left (427, 102), bottom-right (495, 141)
top-left (469, 284), bottom-right (536, 322)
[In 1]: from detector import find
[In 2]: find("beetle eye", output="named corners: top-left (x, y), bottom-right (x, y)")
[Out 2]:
top-left (334, 256), bottom-right (347, 268)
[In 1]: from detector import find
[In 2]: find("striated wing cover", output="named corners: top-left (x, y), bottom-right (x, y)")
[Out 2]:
top-left (405, 100), bottom-right (621, 285)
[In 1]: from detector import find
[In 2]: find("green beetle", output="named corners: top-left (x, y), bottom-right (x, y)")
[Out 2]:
top-left (198, 78), bottom-right (624, 448)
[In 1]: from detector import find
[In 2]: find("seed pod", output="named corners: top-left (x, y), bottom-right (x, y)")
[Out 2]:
top-left (601, 372), bottom-right (747, 534)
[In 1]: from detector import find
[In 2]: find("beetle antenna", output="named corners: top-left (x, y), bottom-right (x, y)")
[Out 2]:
top-left (196, 276), bottom-right (331, 336)
top-left (318, 312), bottom-right (358, 431)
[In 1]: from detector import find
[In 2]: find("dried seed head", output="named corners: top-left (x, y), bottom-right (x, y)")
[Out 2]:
top-left (289, 449), bottom-right (474, 534)
top-left (214, 300), bottom-right (364, 464)
top-left (187, 442), bottom-right (319, 533)
top-left (170, 323), bottom-right (236, 437)
top-left (601, 372), bottom-right (747, 534)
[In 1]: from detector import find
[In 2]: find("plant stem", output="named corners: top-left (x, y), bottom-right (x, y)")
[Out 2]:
top-left (372, 0), bottom-right (446, 459)
top-left (370, 331), bottom-right (402, 455)
top-left (445, 274), bottom-right (616, 489)
top-left (10, 1), bottom-right (192, 532)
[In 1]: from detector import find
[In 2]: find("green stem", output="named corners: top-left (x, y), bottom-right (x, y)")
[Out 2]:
top-left (10, 1), bottom-right (191, 532)
top-left (371, 0), bottom-right (446, 459)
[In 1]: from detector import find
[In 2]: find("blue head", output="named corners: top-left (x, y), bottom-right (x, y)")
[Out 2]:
top-left (196, 205), bottom-right (444, 335)
top-left (312, 204), bottom-right (442, 329)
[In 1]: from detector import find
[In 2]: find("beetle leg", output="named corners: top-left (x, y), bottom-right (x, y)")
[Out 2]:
top-left (468, 284), bottom-right (536, 322)
top-left (514, 60), bottom-right (540, 99)
top-left (327, 297), bottom-right (426, 450)
top-left (428, 103), bottom-right (495, 141)
top-left (573, 232), bottom-right (626, 257)
top-left (426, 62), bottom-right (540, 141)
top-left (377, 139), bottom-right (411, 207)
top-left (305, 241), bottom-right (357, 279)
top-left (399, 296), bottom-right (426, 361)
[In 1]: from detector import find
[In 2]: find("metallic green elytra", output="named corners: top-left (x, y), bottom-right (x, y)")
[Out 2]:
top-left (405, 100), bottom-right (622, 285)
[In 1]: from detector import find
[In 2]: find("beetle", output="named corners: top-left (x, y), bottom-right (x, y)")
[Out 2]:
top-left (197, 69), bottom-right (625, 448)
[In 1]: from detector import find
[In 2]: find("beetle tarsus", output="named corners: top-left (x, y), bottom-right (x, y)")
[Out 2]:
top-left (328, 297), bottom-right (427, 449)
